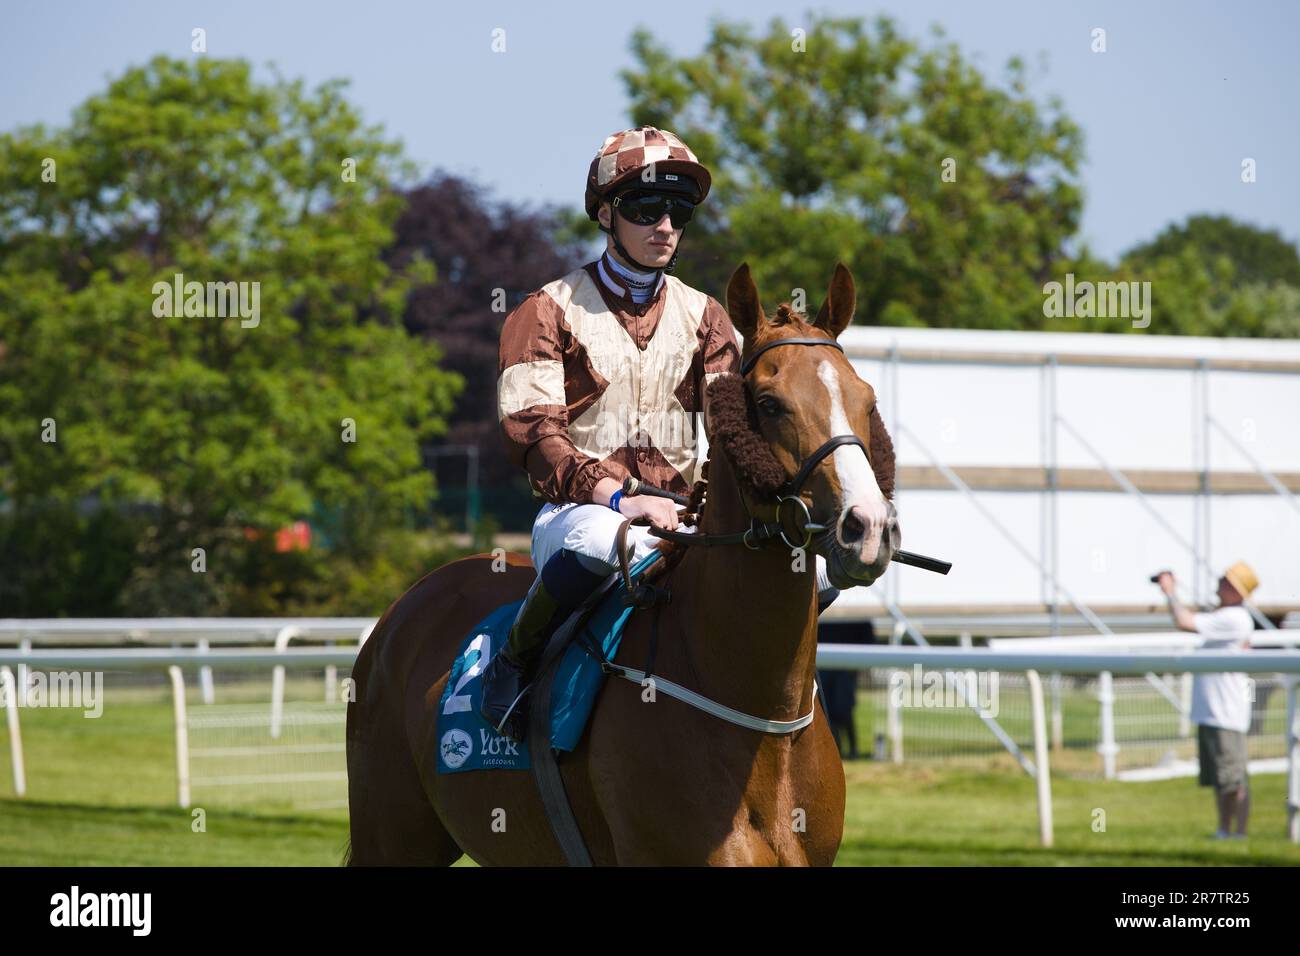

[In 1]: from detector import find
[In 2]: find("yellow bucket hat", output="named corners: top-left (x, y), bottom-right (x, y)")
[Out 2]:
top-left (1223, 561), bottom-right (1259, 599)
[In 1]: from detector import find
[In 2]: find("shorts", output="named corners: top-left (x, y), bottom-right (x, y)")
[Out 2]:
top-left (530, 502), bottom-right (837, 597)
top-left (1197, 724), bottom-right (1248, 791)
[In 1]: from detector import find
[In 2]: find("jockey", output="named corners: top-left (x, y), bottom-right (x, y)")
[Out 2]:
top-left (481, 125), bottom-right (842, 741)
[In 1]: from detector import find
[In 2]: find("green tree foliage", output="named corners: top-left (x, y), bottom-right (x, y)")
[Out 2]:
top-left (1049, 216), bottom-right (1300, 337)
top-left (0, 57), bottom-right (462, 614)
top-left (1123, 215), bottom-right (1300, 290)
top-left (621, 15), bottom-right (1085, 329)
top-left (1105, 215), bottom-right (1300, 338)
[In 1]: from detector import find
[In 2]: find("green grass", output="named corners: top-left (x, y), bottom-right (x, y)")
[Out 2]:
top-left (0, 675), bottom-right (352, 865)
top-left (2, 678), bottom-right (1297, 866)
top-left (0, 800), bottom-right (349, 866)
top-left (838, 761), bottom-right (1300, 866)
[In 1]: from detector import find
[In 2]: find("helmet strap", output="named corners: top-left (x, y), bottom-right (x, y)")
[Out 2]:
top-left (603, 203), bottom-right (688, 276)
top-left (664, 222), bottom-right (686, 275)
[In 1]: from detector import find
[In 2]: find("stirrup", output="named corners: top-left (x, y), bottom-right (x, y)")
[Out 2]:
top-left (492, 683), bottom-right (533, 740)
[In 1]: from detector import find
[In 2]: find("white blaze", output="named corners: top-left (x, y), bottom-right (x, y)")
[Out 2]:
top-left (818, 361), bottom-right (890, 559)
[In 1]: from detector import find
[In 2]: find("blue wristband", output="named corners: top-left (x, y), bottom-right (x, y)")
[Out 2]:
top-left (609, 490), bottom-right (624, 513)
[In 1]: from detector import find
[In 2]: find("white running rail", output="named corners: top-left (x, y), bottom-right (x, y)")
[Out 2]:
top-left (1, 641), bottom-right (1297, 845)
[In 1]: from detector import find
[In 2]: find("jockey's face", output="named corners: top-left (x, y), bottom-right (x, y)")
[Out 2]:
top-left (599, 198), bottom-right (680, 270)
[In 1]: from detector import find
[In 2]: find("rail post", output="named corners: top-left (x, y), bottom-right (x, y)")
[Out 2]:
top-left (1287, 674), bottom-right (1298, 843)
top-left (1026, 669), bottom-right (1053, 847)
top-left (270, 626), bottom-right (305, 739)
top-left (1098, 670), bottom-right (1117, 780)
top-left (169, 666), bottom-right (190, 808)
top-left (1, 666), bottom-right (26, 797)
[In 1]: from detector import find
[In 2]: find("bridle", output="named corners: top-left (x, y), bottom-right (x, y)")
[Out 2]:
top-left (647, 335), bottom-right (871, 553)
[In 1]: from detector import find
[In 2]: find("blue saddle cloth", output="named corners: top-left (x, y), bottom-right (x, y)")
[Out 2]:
top-left (435, 549), bottom-right (663, 774)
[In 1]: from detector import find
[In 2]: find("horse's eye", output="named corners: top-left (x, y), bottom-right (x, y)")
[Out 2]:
top-left (757, 397), bottom-right (783, 417)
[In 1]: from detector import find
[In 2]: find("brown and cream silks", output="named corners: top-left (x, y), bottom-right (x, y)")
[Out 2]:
top-left (497, 253), bottom-right (741, 505)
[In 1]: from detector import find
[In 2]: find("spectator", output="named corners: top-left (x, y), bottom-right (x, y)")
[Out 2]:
top-left (1156, 562), bottom-right (1258, 840)
top-left (817, 616), bottom-right (877, 759)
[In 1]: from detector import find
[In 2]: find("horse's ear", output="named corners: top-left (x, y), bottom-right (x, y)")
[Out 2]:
top-left (814, 262), bottom-right (856, 338)
top-left (726, 263), bottom-right (765, 342)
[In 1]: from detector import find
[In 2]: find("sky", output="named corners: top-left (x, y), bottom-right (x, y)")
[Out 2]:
top-left (1, 0), bottom-right (1296, 260)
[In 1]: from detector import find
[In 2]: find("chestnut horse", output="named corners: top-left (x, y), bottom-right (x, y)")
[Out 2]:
top-left (346, 262), bottom-right (899, 865)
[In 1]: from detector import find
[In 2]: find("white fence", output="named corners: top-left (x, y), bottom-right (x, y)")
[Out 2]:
top-left (982, 630), bottom-right (1300, 780)
top-left (819, 644), bottom-right (1300, 845)
top-left (0, 618), bottom-right (377, 645)
top-left (2, 632), bottom-right (1298, 846)
top-left (0, 647), bottom-right (360, 810)
top-left (0, 618), bottom-right (373, 712)
top-left (0, 619), bottom-right (373, 811)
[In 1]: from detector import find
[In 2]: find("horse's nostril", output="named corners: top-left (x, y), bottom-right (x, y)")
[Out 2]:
top-left (841, 507), bottom-right (866, 543)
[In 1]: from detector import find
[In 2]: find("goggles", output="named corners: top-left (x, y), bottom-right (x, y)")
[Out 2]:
top-left (612, 189), bottom-right (696, 229)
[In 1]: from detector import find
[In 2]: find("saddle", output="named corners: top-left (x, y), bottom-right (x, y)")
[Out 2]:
top-left (434, 527), bottom-right (678, 775)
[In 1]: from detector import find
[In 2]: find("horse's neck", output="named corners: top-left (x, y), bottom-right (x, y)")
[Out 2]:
top-left (681, 452), bottom-right (819, 722)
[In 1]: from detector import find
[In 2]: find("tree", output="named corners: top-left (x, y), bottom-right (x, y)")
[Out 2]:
top-left (1104, 215), bottom-right (1300, 338)
top-left (0, 57), bottom-right (462, 614)
top-left (1043, 216), bottom-right (1300, 338)
top-left (1122, 215), bottom-right (1300, 290)
top-left (620, 15), bottom-right (1084, 329)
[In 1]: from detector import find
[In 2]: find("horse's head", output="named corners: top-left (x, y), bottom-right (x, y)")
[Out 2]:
top-left (707, 262), bottom-right (899, 589)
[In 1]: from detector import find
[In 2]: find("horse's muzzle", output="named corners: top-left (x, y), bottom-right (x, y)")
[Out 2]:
top-left (825, 501), bottom-right (899, 587)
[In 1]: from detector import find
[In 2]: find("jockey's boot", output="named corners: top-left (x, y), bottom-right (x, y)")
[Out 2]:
top-left (817, 586), bottom-right (840, 616)
top-left (479, 549), bottom-right (608, 743)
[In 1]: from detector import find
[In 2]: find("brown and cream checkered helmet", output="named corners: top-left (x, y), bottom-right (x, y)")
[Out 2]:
top-left (584, 125), bottom-right (712, 221)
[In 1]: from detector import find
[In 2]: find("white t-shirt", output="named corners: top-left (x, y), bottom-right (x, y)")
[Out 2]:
top-left (1188, 605), bottom-right (1254, 733)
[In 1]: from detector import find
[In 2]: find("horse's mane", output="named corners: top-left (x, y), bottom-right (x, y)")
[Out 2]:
top-left (704, 307), bottom-right (896, 501)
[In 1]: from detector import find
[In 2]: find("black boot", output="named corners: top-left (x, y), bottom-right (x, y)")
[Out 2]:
top-left (479, 575), bottom-right (565, 742)
top-left (478, 647), bottom-right (537, 743)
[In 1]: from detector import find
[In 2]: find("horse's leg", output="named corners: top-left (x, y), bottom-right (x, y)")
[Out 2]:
top-left (346, 556), bottom-right (533, 866)
top-left (346, 608), bottom-right (463, 866)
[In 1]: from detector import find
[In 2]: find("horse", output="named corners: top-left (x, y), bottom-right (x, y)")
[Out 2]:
top-left (345, 261), bottom-right (900, 866)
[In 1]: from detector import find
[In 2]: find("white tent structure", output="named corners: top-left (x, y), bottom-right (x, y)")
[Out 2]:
top-left (782, 325), bottom-right (1300, 631)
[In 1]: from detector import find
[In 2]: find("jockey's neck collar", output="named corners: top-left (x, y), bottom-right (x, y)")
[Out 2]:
top-left (598, 249), bottom-right (664, 306)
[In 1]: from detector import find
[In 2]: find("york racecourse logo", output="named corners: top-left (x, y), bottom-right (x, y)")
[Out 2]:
top-left (49, 886), bottom-right (151, 936)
